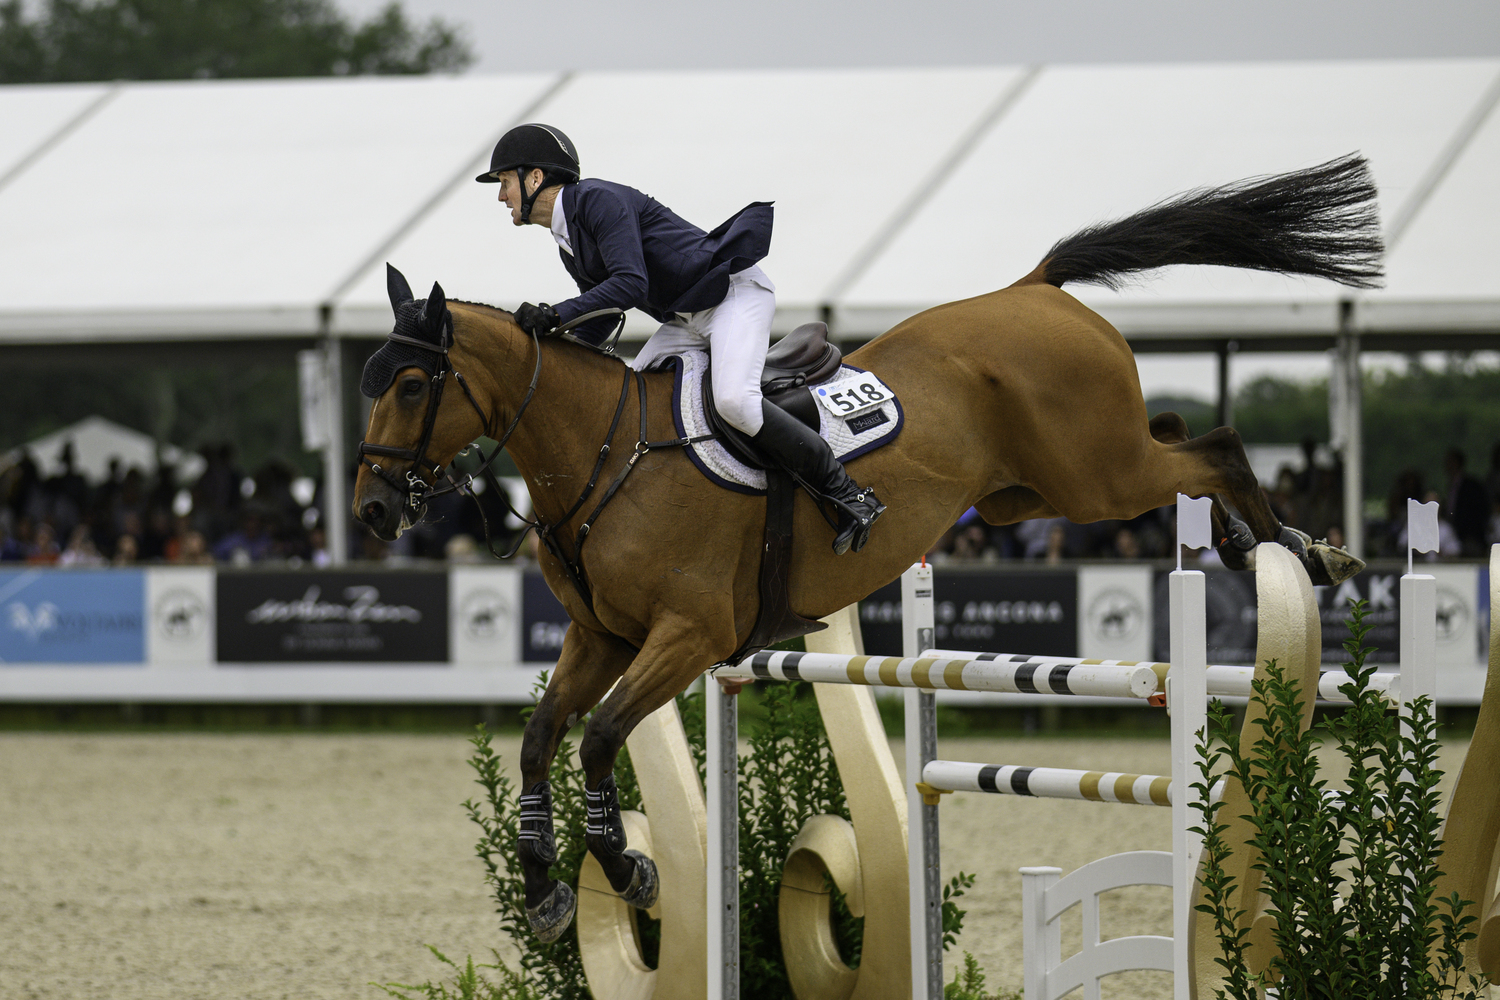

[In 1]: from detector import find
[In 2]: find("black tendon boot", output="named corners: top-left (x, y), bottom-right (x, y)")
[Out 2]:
top-left (750, 399), bottom-right (885, 555)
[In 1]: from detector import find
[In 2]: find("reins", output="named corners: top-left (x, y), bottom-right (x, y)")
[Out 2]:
top-left (356, 307), bottom-right (713, 614)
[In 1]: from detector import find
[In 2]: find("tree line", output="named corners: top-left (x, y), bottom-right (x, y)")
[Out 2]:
top-left (0, 0), bottom-right (471, 82)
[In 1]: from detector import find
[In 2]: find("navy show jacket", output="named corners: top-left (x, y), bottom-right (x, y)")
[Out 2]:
top-left (551, 178), bottom-right (773, 344)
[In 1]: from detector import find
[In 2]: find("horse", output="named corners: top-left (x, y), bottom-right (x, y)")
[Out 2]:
top-left (352, 153), bottom-right (1382, 941)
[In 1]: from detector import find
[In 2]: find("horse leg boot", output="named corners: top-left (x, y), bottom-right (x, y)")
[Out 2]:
top-left (514, 628), bottom-right (634, 943)
top-left (750, 399), bottom-right (886, 554)
top-left (578, 711), bottom-right (658, 910)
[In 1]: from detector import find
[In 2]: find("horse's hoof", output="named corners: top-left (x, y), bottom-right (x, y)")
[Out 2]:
top-left (526, 881), bottom-right (577, 944)
top-left (1307, 541), bottom-right (1365, 586)
top-left (619, 850), bottom-right (659, 910)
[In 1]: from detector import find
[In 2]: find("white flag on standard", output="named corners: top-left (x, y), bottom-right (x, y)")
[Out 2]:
top-left (1408, 497), bottom-right (1440, 554)
top-left (1177, 493), bottom-right (1213, 551)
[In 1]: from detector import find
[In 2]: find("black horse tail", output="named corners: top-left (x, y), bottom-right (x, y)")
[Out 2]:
top-left (1027, 153), bottom-right (1384, 291)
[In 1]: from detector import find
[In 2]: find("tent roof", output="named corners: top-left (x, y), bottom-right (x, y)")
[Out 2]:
top-left (3, 416), bottom-right (206, 484)
top-left (0, 59), bottom-right (1496, 347)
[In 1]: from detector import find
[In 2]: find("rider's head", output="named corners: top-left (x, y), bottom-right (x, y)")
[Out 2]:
top-left (475, 123), bottom-right (580, 226)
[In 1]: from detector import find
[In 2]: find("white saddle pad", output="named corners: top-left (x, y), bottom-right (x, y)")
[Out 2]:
top-left (663, 350), bottom-right (904, 494)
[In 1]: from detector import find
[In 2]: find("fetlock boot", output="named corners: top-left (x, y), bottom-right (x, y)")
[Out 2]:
top-left (749, 399), bottom-right (886, 555)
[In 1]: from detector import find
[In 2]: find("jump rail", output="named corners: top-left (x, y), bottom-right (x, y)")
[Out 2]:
top-left (702, 495), bottom-right (1444, 1000)
top-left (918, 650), bottom-right (1398, 704)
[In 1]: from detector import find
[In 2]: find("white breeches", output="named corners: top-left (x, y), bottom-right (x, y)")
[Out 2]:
top-left (630, 265), bottom-right (775, 435)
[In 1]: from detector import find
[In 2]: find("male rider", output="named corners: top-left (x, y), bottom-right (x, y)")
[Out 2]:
top-left (476, 122), bottom-right (884, 554)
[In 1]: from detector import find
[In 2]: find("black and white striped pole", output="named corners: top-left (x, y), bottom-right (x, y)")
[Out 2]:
top-left (706, 675), bottom-right (739, 999)
top-left (903, 562), bottom-right (944, 1000)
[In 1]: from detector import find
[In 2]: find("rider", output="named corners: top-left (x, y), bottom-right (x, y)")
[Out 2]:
top-left (476, 122), bottom-right (884, 554)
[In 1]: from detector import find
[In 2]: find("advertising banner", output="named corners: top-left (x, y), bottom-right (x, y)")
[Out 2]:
top-left (860, 569), bottom-right (1078, 657)
top-left (1149, 564), bottom-right (1487, 670)
top-left (1077, 565), bottom-right (1154, 662)
top-left (216, 571), bottom-right (448, 663)
top-left (0, 569), bottom-right (145, 664)
top-left (450, 567), bottom-right (522, 667)
top-left (146, 567), bottom-right (214, 667)
top-left (522, 571), bottom-right (570, 664)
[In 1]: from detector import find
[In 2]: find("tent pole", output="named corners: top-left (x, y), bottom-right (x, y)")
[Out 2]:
top-left (322, 330), bottom-right (348, 566)
top-left (1215, 340), bottom-right (1235, 429)
top-left (1334, 302), bottom-right (1363, 560)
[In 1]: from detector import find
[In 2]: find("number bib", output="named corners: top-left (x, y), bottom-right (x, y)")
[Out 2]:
top-left (813, 374), bottom-right (895, 417)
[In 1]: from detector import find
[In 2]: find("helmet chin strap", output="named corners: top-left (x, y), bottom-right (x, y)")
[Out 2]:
top-left (518, 166), bottom-right (545, 224)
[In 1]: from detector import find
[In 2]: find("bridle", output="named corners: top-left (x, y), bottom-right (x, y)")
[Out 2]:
top-left (356, 313), bottom-right (541, 541)
top-left (355, 305), bottom-right (714, 615)
top-left (355, 306), bottom-right (641, 564)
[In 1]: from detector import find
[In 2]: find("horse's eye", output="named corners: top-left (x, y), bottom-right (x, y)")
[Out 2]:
top-left (401, 379), bottom-right (423, 398)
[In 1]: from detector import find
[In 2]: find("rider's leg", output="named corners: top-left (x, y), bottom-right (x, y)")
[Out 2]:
top-left (702, 267), bottom-right (885, 554)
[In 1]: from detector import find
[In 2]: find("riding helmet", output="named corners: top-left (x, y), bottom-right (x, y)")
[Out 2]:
top-left (475, 123), bottom-right (580, 184)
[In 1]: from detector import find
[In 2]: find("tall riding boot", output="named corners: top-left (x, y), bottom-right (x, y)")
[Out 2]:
top-left (749, 399), bottom-right (886, 555)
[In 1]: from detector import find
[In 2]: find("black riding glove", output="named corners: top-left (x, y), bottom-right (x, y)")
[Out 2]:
top-left (515, 302), bottom-right (560, 337)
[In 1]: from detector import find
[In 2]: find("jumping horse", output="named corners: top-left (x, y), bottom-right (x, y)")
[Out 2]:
top-left (353, 154), bottom-right (1382, 941)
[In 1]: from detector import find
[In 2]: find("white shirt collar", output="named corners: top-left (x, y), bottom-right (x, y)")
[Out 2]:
top-left (549, 186), bottom-right (572, 255)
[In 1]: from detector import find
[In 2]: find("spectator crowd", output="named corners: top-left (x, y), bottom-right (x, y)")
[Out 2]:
top-left (5, 434), bottom-right (1500, 568)
top-left (927, 437), bottom-right (1500, 565)
top-left (0, 442), bottom-right (329, 567)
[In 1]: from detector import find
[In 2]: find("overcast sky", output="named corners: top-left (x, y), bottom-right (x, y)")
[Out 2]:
top-left (331, 0), bottom-right (1500, 400)
top-left (338, 0), bottom-right (1500, 74)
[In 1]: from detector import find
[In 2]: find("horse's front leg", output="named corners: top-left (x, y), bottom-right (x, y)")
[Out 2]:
top-left (577, 613), bottom-right (730, 909)
top-left (518, 623), bottom-right (635, 942)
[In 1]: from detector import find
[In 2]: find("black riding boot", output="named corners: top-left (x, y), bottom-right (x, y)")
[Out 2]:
top-left (750, 399), bottom-right (885, 555)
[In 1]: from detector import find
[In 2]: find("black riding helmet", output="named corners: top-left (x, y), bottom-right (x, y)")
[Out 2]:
top-left (475, 123), bottom-right (580, 224)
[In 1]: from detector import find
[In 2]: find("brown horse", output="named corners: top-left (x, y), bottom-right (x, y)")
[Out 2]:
top-left (353, 153), bottom-right (1381, 940)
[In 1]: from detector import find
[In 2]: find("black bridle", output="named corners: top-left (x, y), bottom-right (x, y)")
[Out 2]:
top-left (357, 315), bottom-right (542, 547)
top-left (355, 306), bottom-right (713, 601)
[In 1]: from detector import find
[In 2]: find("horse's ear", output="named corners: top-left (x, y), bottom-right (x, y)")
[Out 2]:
top-left (421, 281), bottom-right (447, 332)
top-left (387, 264), bottom-right (414, 310)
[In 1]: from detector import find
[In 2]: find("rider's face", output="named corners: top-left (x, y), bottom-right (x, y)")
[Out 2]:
top-left (497, 169), bottom-right (542, 227)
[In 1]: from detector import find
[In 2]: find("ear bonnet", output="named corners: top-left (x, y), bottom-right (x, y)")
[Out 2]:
top-left (360, 264), bottom-right (452, 398)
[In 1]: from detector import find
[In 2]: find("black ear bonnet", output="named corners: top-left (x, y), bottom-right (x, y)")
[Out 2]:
top-left (360, 265), bottom-right (452, 399)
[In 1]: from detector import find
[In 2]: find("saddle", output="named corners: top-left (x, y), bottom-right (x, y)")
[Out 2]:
top-left (701, 322), bottom-right (845, 663)
top-left (702, 321), bottom-right (842, 468)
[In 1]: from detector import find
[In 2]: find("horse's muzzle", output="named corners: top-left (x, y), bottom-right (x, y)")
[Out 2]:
top-left (353, 482), bottom-right (402, 541)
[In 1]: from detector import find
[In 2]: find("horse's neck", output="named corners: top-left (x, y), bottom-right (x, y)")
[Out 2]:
top-left (465, 330), bottom-right (635, 528)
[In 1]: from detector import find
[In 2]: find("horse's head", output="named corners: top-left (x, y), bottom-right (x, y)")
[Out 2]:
top-left (353, 264), bottom-right (489, 541)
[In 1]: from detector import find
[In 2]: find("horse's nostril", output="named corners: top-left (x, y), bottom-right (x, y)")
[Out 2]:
top-left (363, 500), bottom-right (387, 525)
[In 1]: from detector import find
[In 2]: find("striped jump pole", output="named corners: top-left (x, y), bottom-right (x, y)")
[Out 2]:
top-left (712, 649), bottom-right (1157, 700)
top-left (919, 650), bottom-right (1398, 704)
top-left (920, 760), bottom-right (1225, 807)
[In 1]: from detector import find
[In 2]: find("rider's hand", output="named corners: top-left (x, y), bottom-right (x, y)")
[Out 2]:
top-left (515, 302), bottom-right (560, 337)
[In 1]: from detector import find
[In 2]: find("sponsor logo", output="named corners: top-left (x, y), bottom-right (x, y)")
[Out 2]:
top-left (462, 588), bottom-right (510, 641)
top-left (1434, 586), bottom-right (1470, 643)
top-left (154, 588), bottom-right (207, 641)
top-left (1088, 588), bottom-right (1144, 641)
top-left (244, 586), bottom-right (421, 625)
top-left (846, 409), bottom-right (890, 435)
top-left (8, 601), bottom-right (60, 641)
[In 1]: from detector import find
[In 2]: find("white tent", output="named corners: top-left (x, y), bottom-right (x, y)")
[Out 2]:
top-left (3, 60), bottom-right (1497, 556)
top-left (3, 416), bottom-right (206, 484)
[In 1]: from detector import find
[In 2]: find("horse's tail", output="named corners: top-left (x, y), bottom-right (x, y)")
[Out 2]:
top-left (1020, 152), bottom-right (1384, 291)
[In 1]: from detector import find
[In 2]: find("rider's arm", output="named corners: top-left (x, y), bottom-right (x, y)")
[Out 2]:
top-left (551, 186), bottom-right (650, 327)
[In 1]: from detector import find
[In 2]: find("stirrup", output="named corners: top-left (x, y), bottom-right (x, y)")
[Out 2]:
top-left (828, 488), bottom-right (886, 555)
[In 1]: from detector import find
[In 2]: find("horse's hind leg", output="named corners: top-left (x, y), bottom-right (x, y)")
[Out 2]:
top-left (517, 624), bottom-right (636, 942)
top-left (1148, 413), bottom-right (1255, 568)
top-left (1156, 426), bottom-right (1362, 585)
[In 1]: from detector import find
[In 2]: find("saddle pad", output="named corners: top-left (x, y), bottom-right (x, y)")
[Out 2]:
top-left (665, 350), bottom-right (904, 495)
